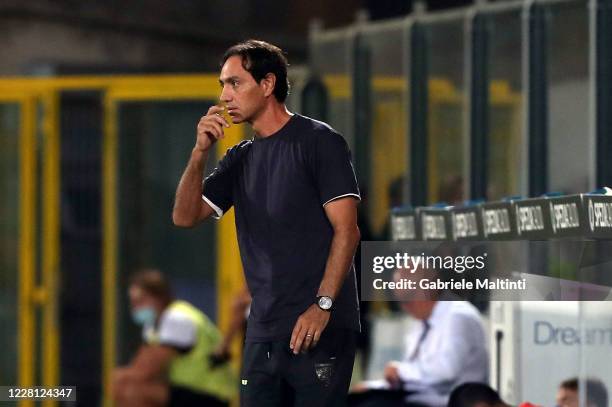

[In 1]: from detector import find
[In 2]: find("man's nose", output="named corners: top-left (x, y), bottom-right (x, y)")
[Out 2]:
top-left (220, 86), bottom-right (232, 103)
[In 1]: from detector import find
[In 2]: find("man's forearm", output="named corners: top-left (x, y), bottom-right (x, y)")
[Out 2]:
top-left (317, 226), bottom-right (360, 299)
top-left (172, 148), bottom-right (208, 227)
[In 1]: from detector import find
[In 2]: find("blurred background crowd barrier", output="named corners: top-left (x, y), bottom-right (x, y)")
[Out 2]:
top-left (1, 0), bottom-right (612, 406)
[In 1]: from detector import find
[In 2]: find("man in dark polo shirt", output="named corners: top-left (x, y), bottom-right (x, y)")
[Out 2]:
top-left (172, 39), bottom-right (361, 406)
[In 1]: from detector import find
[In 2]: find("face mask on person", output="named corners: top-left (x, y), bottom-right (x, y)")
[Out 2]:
top-left (132, 307), bottom-right (157, 326)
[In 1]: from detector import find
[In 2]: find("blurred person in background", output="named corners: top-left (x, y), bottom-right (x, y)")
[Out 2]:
top-left (379, 176), bottom-right (407, 241)
top-left (447, 383), bottom-right (509, 407)
top-left (349, 264), bottom-right (488, 407)
top-left (111, 269), bottom-right (236, 407)
top-left (438, 175), bottom-right (464, 206)
top-left (210, 286), bottom-right (252, 364)
top-left (556, 377), bottom-right (609, 407)
top-left (172, 39), bottom-right (361, 406)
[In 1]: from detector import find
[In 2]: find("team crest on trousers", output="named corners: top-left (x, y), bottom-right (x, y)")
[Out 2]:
top-left (314, 362), bottom-right (334, 386)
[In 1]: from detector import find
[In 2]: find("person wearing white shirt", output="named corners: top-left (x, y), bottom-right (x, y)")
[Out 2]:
top-left (350, 273), bottom-right (488, 407)
top-left (390, 299), bottom-right (488, 406)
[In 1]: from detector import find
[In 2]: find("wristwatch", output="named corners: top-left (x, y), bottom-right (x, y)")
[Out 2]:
top-left (316, 295), bottom-right (333, 311)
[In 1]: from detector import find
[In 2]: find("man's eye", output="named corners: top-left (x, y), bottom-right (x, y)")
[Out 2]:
top-left (232, 81), bottom-right (239, 87)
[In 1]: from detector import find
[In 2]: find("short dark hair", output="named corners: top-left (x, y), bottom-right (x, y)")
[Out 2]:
top-left (561, 378), bottom-right (579, 392)
top-left (448, 383), bottom-right (504, 407)
top-left (561, 378), bottom-right (609, 407)
top-left (221, 39), bottom-right (290, 102)
top-left (129, 269), bottom-right (173, 305)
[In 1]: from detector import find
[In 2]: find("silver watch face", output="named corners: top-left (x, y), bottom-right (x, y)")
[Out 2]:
top-left (318, 296), bottom-right (333, 310)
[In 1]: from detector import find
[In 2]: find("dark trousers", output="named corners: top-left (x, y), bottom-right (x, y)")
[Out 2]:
top-left (240, 328), bottom-right (356, 407)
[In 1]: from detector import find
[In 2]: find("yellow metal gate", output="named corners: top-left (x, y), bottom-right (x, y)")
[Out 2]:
top-left (0, 75), bottom-right (246, 406)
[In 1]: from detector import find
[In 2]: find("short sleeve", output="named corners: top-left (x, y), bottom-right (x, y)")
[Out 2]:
top-left (202, 141), bottom-right (250, 219)
top-left (158, 310), bottom-right (197, 351)
top-left (314, 131), bottom-right (361, 206)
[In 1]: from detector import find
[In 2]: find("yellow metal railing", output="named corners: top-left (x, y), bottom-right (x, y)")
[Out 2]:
top-left (101, 95), bottom-right (118, 407)
top-left (40, 91), bottom-right (61, 407)
top-left (0, 74), bottom-right (247, 407)
top-left (20, 95), bottom-right (37, 407)
top-left (1, 89), bottom-right (61, 407)
top-left (0, 93), bottom-right (38, 407)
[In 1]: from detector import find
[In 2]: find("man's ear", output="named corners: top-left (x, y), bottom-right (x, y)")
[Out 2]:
top-left (261, 73), bottom-right (276, 98)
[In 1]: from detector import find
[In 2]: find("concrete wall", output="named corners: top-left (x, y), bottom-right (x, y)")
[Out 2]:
top-left (0, 0), bottom-right (360, 75)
